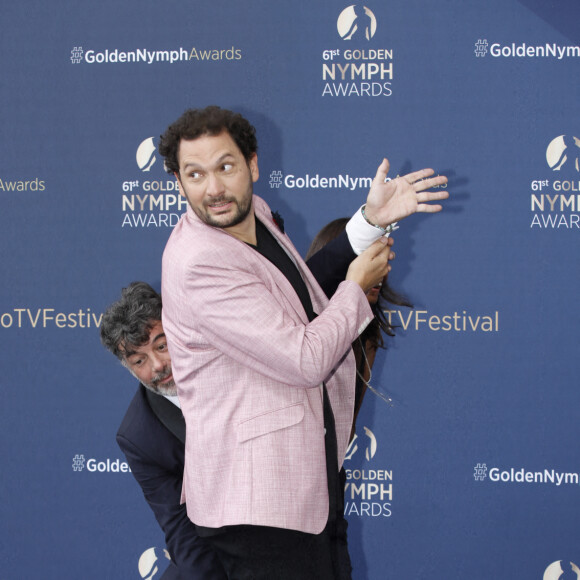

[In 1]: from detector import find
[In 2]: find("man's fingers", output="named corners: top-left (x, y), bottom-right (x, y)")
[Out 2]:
top-left (402, 167), bottom-right (435, 184)
top-left (416, 204), bottom-right (443, 213)
top-left (418, 189), bottom-right (449, 201)
top-left (417, 189), bottom-right (449, 204)
top-left (374, 158), bottom-right (391, 182)
top-left (413, 174), bottom-right (447, 191)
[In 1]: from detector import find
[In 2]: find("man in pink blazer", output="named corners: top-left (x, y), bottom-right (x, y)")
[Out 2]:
top-left (159, 106), bottom-right (448, 579)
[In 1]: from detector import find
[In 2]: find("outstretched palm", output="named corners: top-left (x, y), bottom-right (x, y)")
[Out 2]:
top-left (364, 158), bottom-right (449, 227)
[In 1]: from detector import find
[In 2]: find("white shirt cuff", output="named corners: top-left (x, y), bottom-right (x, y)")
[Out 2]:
top-left (345, 206), bottom-right (398, 255)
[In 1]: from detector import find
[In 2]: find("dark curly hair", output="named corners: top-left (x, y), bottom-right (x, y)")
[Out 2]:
top-left (100, 281), bottom-right (162, 360)
top-left (306, 217), bottom-right (412, 347)
top-left (158, 106), bottom-right (258, 175)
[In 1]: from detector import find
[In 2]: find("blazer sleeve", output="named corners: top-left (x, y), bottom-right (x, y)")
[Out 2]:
top-left (116, 432), bottom-right (227, 580)
top-left (176, 256), bottom-right (371, 388)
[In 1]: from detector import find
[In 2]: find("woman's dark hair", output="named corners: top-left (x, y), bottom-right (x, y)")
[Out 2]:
top-left (306, 218), bottom-right (412, 348)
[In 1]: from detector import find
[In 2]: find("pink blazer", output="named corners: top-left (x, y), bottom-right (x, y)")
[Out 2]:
top-left (161, 195), bottom-right (373, 534)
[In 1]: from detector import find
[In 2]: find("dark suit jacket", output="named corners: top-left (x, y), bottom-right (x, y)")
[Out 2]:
top-left (117, 385), bottom-right (227, 579)
top-left (115, 230), bottom-right (355, 575)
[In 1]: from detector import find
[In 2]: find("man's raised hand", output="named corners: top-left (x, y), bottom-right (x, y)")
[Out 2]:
top-left (364, 158), bottom-right (449, 227)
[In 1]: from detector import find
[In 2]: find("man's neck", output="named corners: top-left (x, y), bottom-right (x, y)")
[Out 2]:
top-left (223, 209), bottom-right (257, 245)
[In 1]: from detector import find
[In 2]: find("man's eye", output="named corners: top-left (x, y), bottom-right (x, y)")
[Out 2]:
top-left (158, 343), bottom-right (167, 352)
top-left (222, 163), bottom-right (233, 172)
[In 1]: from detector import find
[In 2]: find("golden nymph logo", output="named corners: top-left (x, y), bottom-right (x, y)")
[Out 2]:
top-left (322, 6), bottom-right (393, 98)
top-left (344, 427), bottom-right (393, 519)
top-left (530, 135), bottom-right (580, 230)
top-left (119, 138), bottom-right (187, 229)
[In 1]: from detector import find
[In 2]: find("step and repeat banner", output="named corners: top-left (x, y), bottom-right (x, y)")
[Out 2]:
top-left (1, 0), bottom-right (579, 578)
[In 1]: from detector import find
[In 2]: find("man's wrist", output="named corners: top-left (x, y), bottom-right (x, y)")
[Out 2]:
top-left (346, 206), bottom-right (398, 255)
top-left (361, 205), bottom-right (397, 234)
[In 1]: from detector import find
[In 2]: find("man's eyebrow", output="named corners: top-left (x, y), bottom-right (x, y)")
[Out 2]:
top-left (183, 153), bottom-right (236, 171)
top-left (122, 331), bottom-right (165, 358)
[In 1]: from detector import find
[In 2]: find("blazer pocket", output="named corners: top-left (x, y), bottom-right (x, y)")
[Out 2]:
top-left (237, 404), bottom-right (304, 443)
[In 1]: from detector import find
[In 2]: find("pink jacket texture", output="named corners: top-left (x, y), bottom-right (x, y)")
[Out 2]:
top-left (161, 195), bottom-right (372, 534)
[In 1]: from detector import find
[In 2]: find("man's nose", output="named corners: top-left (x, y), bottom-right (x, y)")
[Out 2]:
top-left (206, 172), bottom-right (225, 195)
top-left (150, 354), bottom-right (166, 373)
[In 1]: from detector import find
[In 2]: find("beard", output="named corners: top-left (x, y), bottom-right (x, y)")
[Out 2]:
top-left (198, 192), bottom-right (253, 229)
top-left (129, 366), bottom-right (177, 397)
top-left (183, 171), bottom-right (254, 230)
top-left (146, 367), bottom-right (177, 396)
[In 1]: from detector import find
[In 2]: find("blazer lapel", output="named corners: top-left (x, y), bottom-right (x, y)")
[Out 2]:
top-left (144, 386), bottom-right (186, 444)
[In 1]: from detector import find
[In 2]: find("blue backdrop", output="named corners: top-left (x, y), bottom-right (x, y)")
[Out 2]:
top-left (1, 1), bottom-right (579, 578)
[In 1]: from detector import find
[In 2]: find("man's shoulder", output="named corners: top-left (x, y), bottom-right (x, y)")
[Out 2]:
top-left (116, 384), bottom-right (154, 438)
top-left (163, 197), bottom-right (275, 274)
top-left (163, 208), bottom-right (239, 265)
top-left (116, 385), bottom-right (184, 449)
top-left (164, 209), bottom-right (210, 252)
top-left (252, 194), bottom-right (270, 215)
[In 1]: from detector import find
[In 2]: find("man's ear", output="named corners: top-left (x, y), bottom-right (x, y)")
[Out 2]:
top-left (174, 172), bottom-right (185, 197)
top-left (249, 153), bottom-right (259, 183)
